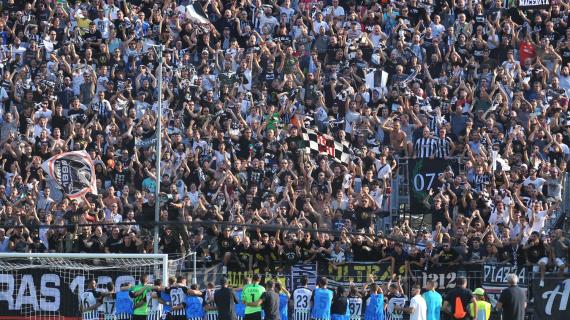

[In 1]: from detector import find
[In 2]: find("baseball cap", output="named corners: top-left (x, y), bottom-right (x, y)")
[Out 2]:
top-left (473, 288), bottom-right (485, 296)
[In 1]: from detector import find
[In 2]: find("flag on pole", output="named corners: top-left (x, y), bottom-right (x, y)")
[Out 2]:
top-left (185, 1), bottom-right (210, 24)
top-left (41, 151), bottom-right (97, 199)
top-left (302, 128), bottom-right (351, 164)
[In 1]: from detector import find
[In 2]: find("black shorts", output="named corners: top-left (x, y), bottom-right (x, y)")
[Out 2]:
top-left (245, 312), bottom-right (262, 320)
top-left (169, 316), bottom-right (187, 320)
top-left (132, 315), bottom-right (146, 320)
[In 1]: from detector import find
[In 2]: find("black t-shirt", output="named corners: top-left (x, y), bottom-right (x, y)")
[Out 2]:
top-left (106, 235), bottom-right (123, 253)
top-left (351, 241), bottom-right (370, 262)
top-left (389, 249), bottom-right (408, 274)
top-left (498, 286), bottom-right (526, 320)
top-left (236, 136), bottom-right (254, 160)
top-left (218, 235), bottom-right (237, 255)
top-left (406, 252), bottom-right (423, 272)
top-left (261, 290), bottom-right (281, 320)
top-left (83, 29), bottom-right (103, 48)
top-left (430, 206), bottom-right (446, 228)
top-left (68, 108), bottom-right (87, 123)
top-left (354, 206), bottom-right (374, 230)
top-left (299, 239), bottom-right (315, 260)
top-left (214, 287), bottom-right (238, 320)
top-left (525, 241), bottom-right (546, 263)
top-left (444, 287), bottom-right (473, 319)
top-left (235, 244), bottom-right (253, 266)
top-left (438, 247), bottom-right (460, 263)
top-left (158, 237), bottom-right (181, 257)
top-left (282, 244), bottom-right (300, 265)
top-left (331, 295), bottom-right (348, 315)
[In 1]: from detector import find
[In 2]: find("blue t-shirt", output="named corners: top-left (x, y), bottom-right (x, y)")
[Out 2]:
top-left (186, 295), bottom-right (205, 319)
top-left (235, 289), bottom-right (246, 317)
top-left (279, 293), bottom-right (288, 320)
top-left (364, 293), bottom-right (384, 320)
top-left (311, 288), bottom-right (333, 319)
top-left (115, 291), bottom-right (133, 315)
top-left (161, 291), bottom-right (171, 313)
top-left (423, 290), bottom-right (443, 320)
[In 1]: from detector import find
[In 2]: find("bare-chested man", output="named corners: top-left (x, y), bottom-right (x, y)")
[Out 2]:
top-left (382, 116), bottom-right (407, 156)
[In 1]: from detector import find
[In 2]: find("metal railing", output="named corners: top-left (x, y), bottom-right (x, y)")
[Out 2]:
top-left (559, 172), bottom-right (570, 233)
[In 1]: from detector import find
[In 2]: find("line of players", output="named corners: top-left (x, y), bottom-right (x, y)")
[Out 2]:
top-left (79, 274), bottom-right (410, 320)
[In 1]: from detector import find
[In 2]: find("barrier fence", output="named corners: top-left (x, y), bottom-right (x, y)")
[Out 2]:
top-left (190, 261), bottom-right (568, 319)
top-left (2, 258), bottom-right (568, 319)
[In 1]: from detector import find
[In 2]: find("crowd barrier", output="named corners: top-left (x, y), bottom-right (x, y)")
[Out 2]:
top-left (2, 259), bottom-right (567, 319)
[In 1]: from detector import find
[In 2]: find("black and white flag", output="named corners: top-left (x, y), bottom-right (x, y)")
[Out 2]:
top-left (302, 128), bottom-right (351, 164)
top-left (185, 1), bottom-right (210, 24)
top-left (135, 132), bottom-right (157, 148)
top-left (41, 151), bottom-right (97, 199)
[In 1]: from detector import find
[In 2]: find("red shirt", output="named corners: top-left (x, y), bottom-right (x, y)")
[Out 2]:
top-left (519, 41), bottom-right (536, 64)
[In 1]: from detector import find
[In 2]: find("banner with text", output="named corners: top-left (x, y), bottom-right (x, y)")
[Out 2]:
top-left (532, 278), bottom-right (570, 320)
top-left (518, 0), bottom-right (551, 9)
top-left (325, 262), bottom-right (396, 287)
top-left (482, 264), bottom-right (528, 306)
top-left (225, 269), bottom-right (286, 289)
top-left (408, 159), bottom-right (460, 218)
top-left (412, 265), bottom-right (480, 294)
top-left (0, 268), bottom-right (151, 318)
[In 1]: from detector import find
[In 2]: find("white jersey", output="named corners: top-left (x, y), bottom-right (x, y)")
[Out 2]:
top-left (147, 290), bottom-right (163, 320)
top-left (348, 297), bottom-right (363, 320)
top-left (168, 286), bottom-right (188, 317)
top-left (80, 289), bottom-right (100, 320)
top-left (386, 294), bottom-right (408, 320)
top-left (293, 287), bottom-right (312, 320)
top-left (99, 294), bottom-right (116, 320)
top-left (204, 289), bottom-right (217, 313)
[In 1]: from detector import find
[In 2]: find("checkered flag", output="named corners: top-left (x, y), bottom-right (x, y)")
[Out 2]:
top-left (302, 128), bottom-right (351, 164)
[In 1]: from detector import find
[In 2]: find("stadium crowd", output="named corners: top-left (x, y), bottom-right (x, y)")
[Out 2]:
top-left (0, 0), bottom-right (569, 296)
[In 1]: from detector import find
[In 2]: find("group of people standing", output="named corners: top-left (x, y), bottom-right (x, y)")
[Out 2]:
top-left (79, 272), bottom-right (527, 320)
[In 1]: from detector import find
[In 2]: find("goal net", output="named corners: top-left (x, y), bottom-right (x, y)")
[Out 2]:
top-left (0, 253), bottom-right (171, 320)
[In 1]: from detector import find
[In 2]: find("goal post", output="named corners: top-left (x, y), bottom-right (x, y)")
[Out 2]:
top-left (0, 252), bottom-right (170, 319)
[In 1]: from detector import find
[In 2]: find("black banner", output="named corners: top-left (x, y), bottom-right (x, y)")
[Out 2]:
top-left (408, 158), bottom-right (460, 215)
top-left (326, 262), bottom-right (397, 287)
top-left (413, 264), bottom-right (480, 294)
top-left (482, 264), bottom-right (528, 306)
top-left (518, 0), bottom-right (551, 9)
top-left (0, 268), bottom-right (146, 318)
top-left (532, 278), bottom-right (570, 320)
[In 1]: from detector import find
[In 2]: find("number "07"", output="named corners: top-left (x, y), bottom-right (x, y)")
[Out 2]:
top-left (413, 173), bottom-right (438, 191)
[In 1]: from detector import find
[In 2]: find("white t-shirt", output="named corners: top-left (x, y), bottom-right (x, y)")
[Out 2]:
top-left (409, 295), bottom-right (427, 320)
top-left (489, 208), bottom-right (510, 226)
top-left (325, 6), bottom-right (345, 18)
top-left (430, 23), bottom-right (445, 39)
top-left (529, 210), bottom-right (548, 233)
top-left (523, 176), bottom-right (546, 190)
top-left (312, 20), bottom-right (330, 34)
top-left (376, 160), bottom-right (392, 180)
